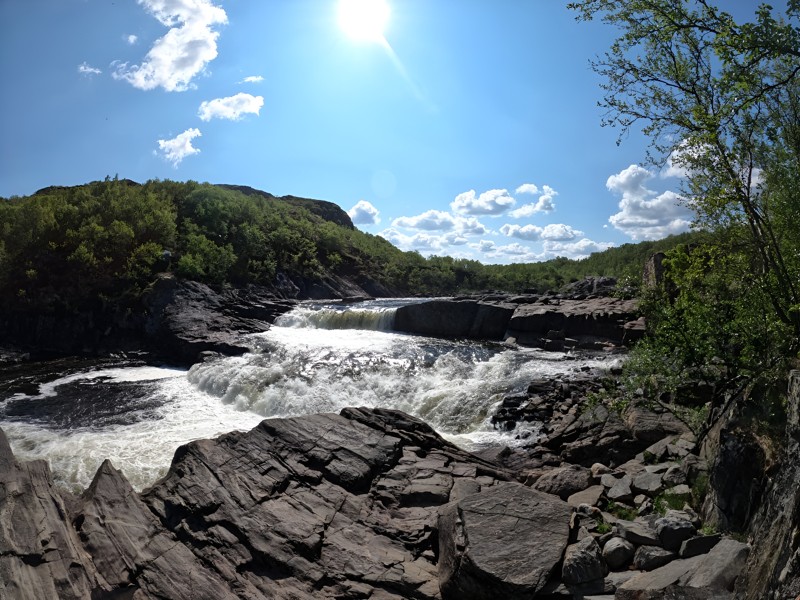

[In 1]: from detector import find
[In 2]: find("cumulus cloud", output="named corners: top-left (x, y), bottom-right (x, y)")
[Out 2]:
top-left (78, 62), bottom-right (102, 76)
top-left (126, 34), bottom-right (139, 45)
top-left (113, 0), bottom-right (227, 92)
top-left (541, 223), bottom-right (583, 241)
top-left (451, 189), bottom-right (515, 216)
top-left (542, 238), bottom-right (614, 260)
top-left (241, 75), bottom-right (264, 84)
top-left (348, 200), bottom-right (380, 225)
top-left (156, 128), bottom-right (201, 167)
top-left (378, 228), bottom-right (444, 252)
top-left (393, 210), bottom-right (456, 231)
top-left (607, 164), bottom-right (693, 240)
top-left (198, 93), bottom-right (264, 121)
top-left (515, 183), bottom-right (539, 195)
top-left (500, 223), bottom-right (543, 241)
top-left (391, 210), bottom-right (488, 236)
top-left (508, 184), bottom-right (558, 217)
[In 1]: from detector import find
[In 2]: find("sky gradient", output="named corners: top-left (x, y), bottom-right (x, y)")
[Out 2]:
top-left (1, 0), bottom-right (738, 264)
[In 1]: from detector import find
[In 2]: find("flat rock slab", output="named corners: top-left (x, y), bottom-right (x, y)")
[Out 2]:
top-left (438, 482), bottom-right (572, 600)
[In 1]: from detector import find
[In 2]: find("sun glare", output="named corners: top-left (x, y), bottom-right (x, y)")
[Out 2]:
top-left (338, 0), bottom-right (390, 43)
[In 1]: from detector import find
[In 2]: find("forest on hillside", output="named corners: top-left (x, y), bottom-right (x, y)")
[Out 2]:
top-left (0, 178), bottom-right (696, 313)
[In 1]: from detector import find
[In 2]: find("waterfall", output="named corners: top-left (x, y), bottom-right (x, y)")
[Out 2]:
top-left (275, 305), bottom-right (397, 331)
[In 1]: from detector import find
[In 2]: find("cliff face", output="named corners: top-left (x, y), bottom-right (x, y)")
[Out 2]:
top-left (734, 371), bottom-right (800, 600)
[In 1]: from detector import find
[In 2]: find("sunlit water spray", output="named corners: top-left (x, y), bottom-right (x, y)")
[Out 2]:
top-left (0, 300), bottom-right (617, 492)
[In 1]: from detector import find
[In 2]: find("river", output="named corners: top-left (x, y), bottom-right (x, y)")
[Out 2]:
top-left (0, 299), bottom-right (618, 493)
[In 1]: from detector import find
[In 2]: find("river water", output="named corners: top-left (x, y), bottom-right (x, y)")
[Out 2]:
top-left (0, 299), bottom-right (617, 492)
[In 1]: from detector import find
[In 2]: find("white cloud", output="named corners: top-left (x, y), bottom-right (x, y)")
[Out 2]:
top-left (500, 223), bottom-right (543, 241)
top-left (126, 34), bottom-right (139, 45)
top-left (607, 164), bottom-right (693, 240)
top-left (78, 62), bottom-right (101, 76)
top-left (515, 183), bottom-right (539, 195)
top-left (542, 238), bottom-right (614, 260)
top-left (451, 188), bottom-right (515, 215)
top-left (392, 210), bottom-right (488, 236)
top-left (241, 75), bottom-right (264, 84)
top-left (508, 184), bottom-right (557, 217)
top-left (198, 93), bottom-right (264, 121)
top-left (348, 200), bottom-right (380, 225)
top-left (541, 223), bottom-right (583, 241)
top-left (113, 0), bottom-right (227, 92)
top-left (393, 210), bottom-right (456, 231)
top-left (378, 228), bottom-right (444, 252)
top-left (156, 128), bottom-right (201, 167)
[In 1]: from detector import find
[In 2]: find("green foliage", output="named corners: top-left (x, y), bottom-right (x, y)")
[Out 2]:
top-left (606, 501), bottom-right (638, 521)
top-left (570, 0), bottom-right (800, 425)
top-left (654, 492), bottom-right (688, 516)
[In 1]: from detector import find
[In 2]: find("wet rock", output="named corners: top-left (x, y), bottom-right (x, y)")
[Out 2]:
top-left (438, 483), bottom-right (571, 600)
top-left (393, 299), bottom-right (515, 340)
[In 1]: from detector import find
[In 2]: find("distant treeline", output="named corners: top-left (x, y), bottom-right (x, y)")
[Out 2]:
top-left (0, 178), bottom-right (698, 310)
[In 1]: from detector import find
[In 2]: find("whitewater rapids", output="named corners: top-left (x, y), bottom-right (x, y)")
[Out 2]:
top-left (0, 299), bottom-right (617, 492)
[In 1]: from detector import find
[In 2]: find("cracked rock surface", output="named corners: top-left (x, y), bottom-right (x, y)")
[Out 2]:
top-left (2, 408), bottom-right (516, 599)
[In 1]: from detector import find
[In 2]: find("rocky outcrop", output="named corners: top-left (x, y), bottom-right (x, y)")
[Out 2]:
top-left (0, 429), bottom-right (100, 600)
top-left (393, 299), bottom-right (516, 340)
top-left (2, 404), bottom-right (756, 600)
top-left (734, 370), bottom-right (800, 600)
top-left (141, 275), bottom-right (297, 364)
top-left (393, 295), bottom-right (640, 350)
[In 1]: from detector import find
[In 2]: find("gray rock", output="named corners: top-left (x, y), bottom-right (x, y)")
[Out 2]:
top-left (633, 470), bottom-right (664, 496)
top-left (607, 474), bottom-right (634, 503)
top-left (680, 534), bottom-right (722, 558)
top-left (438, 482), bottom-right (571, 600)
top-left (0, 429), bottom-right (101, 600)
top-left (602, 536), bottom-right (635, 570)
top-left (562, 536), bottom-right (607, 585)
top-left (567, 484), bottom-right (604, 508)
top-left (662, 465), bottom-right (687, 487)
top-left (616, 519), bottom-right (660, 546)
top-left (1, 409), bottom-right (521, 600)
top-left (617, 538), bottom-right (749, 599)
top-left (633, 545), bottom-right (677, 571)
top-left (656, 515), bottom-right (697, 551)
top-left (533, 464), bottom-right (593, 500)
top-left (393, 299), bottom-right (515, 340)
top-left (681, 538), bottom-right (749, 590)
top-left (616, 555), bottom-right (704, 599)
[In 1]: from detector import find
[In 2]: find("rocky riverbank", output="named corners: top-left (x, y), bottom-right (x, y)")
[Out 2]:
top-left (6, 369), bottom-right (798, 599)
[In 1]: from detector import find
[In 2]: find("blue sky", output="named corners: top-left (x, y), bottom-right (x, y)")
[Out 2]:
top-left (1, 0), bottom-right (762, 263)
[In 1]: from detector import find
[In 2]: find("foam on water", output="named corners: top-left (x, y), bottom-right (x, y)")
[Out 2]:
top-left (0, 300), bottom-right (620, 493)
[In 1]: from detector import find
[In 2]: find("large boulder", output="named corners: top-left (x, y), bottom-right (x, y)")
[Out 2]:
top-left (438, 482), bottom-right (571, 600)
top-left (393, 299), bottom-right (515, 340)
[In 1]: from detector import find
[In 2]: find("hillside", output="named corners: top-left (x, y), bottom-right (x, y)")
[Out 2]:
top-left (0, 178), bottom-right (702, 316)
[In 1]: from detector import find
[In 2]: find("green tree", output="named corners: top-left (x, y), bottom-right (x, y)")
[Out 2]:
top-left (569, 0), bottom-right (800, 414)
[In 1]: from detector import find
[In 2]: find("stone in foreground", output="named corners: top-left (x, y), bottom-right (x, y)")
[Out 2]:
top-left (438, 482), bottom-right (571, 600)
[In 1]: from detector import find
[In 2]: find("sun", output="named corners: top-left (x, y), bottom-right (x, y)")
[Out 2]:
top-left (338, 0), bottom-right (390, 43)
